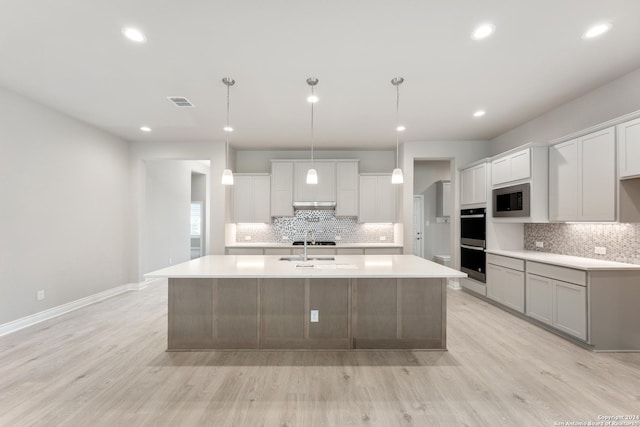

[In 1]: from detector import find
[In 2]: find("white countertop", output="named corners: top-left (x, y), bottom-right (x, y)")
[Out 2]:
top-left (486, 249), bottom-right (640, 271)
top-left (145, 255), bottom-right (467, 279)
top-left (226, 243), bottom-right (403, 249)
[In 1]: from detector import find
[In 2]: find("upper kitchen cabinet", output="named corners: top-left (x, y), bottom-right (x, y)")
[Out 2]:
top-left (294, 161), bottom-right (336, 202)
top-left (618, 117), bottom-right (640, 179)
top-left (232, 174), bottom-right (271, 223)
top-left (460, 162), bottom-right (487, 206)
top-left (271, 161), bottom-right (294, 217)
top-left (549, 127), bottom-right (615, 222)
top-left (359, 174), bottom-right (396, 223)
top-left (491, 148), bottom-right (530, 186)
top-left (335, 161), bottom-right (359, 217)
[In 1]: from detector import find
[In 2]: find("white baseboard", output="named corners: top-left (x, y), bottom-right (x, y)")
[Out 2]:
top-left (0, 280), bottom-right (152, 337)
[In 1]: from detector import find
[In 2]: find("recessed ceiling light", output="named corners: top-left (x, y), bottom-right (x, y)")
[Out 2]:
top-left (473, 110), bottom-right (486, 118)
top-left (471, 24), bottom-right (495, 40)
top-left (140, 126), bottom-right (152, 132)
top-left (122, 27), bottom-right (147, 43)
top-left (396, 125), bottom-right (406, 132)
top-left (582, 22), bottom-right (612, 39)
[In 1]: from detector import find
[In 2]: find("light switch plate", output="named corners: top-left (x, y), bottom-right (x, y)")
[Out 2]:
top-left (335, 236), bottom-right (341, 240)
top-left (535, 241), bottom-right (544, 248)
top-left (310, 310), bottom-right (319, 323)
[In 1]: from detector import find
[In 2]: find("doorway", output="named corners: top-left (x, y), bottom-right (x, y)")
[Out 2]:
top-left (413, 195), bottom-right (424, 257)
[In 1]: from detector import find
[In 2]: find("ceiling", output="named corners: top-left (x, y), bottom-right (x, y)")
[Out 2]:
top-left (1, 0), bottom-right (640, 150)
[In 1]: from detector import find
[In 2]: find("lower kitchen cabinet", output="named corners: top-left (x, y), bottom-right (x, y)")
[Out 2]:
top-left (526, 263), bottom-right (587, 341)
top-left (486, 254), bottom-right (525, 313)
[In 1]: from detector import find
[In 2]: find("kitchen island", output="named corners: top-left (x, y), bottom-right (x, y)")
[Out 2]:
top-left (146, 254), bottom-right (466, 351)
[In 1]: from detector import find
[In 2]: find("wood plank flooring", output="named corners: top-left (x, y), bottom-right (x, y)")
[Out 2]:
top-left (1, 280), bottom-right (639, 426)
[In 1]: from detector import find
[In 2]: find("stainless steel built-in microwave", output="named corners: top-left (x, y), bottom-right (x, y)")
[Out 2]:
top-left (492, 183), bottom-right (530, 217)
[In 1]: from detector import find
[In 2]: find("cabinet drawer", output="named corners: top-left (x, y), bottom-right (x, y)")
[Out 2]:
top-left (527, 261), bottom-right (586, 286)
top-left (487, 254), bottom-right (524, 271)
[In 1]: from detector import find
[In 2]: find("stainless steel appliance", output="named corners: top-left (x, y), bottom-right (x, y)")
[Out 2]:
top-left (460, 207), bottom-right (486, 283)
top-left (492, 182), bottom-right (530, 217)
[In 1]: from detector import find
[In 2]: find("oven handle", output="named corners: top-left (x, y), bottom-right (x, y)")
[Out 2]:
top-left (461, 244), bottom-right (485, 251)
top-left (460, 214), bottom-right (485, 218)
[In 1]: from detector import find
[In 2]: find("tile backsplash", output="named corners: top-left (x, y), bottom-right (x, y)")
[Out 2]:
top-left (524, 223), bottom-right (640, 265)
top-left (236, 210), bottom-right (394, 244)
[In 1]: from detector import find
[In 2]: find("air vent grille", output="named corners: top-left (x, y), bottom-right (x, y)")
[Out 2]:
top-left (167, 96), bottom-right (194, 107)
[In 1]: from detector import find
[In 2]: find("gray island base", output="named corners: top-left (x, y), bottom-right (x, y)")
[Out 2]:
top-left (146, 255), bottom-right (467, 351)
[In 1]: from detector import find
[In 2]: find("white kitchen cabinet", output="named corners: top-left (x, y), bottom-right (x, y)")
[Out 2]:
top-left (486, 254), bottom-right (525, 313)
top-left (460, 163), bottom-right (487, 206)
top-left (549, 127), bottom-right (615, 221)
top-left (525, 261), bottom-right (587, 341)
top-left (335, 161), bottom-right (359, 217)
top-left (436, 180), bottom-right (451, 218)
top-left (271, 161), bottom-right (294, 217)
top-left (618, 117), bottom-right (640, 178)
top-left (491, 148), bottom-right (531, 186)
top-left (358, 174), bottom-right (396, 223)
top-left (294, 161), bottom-right (336, 202)
top-left (232, 174), bottom-right (271, 223)
top-left (364, 247), bottom-right (403, 254)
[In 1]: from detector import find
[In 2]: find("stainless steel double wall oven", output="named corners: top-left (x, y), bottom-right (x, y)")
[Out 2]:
top-left (460, 207), bottom-right (486, 283)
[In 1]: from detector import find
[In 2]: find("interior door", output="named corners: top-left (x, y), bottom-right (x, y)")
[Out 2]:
top-left (413, 195), bottom-right (424, 257)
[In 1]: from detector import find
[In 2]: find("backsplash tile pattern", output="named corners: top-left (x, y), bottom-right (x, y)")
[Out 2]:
top-left (524, 223), bottom-right (640, 265)
top-left (236, 210), bottom-right (394, 244)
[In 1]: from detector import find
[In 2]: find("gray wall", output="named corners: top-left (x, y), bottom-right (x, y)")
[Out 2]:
top-left (490, 67), bottom-right (640, 155)
top-left (0, 86), bottom-right (134, 325)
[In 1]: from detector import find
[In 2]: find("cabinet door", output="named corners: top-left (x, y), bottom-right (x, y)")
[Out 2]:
top-left (461, 167), bottom-right (474, 205)
top-left (232, 175), bottom-right (254, 223)
top-left (473, 164), bottom-right (487, 203)
top-left (271, 162), bottom-right (293, 217)
top-left (441, 182), bottom-right (451, 217)
top-left (315, 162), bottom-right (336, 202)
top-left (486, 264), bottom-right (503, 303)
top-left (491, 157), bottom-right (510, 186)
top-left (553, 280), bottom-right (587, 340)
top-left (358, 175), bottom-right (377, 223)
top-left (526, 273), bottom-right (553, 325)
top-left (549, 139), bottom-right (579, 221)
top-left (336, 162), bottom-right (358, 216)
top-left (376, 175), bottom-right (396, 222)
top-left (579, 128), bottom-right (615, 221)
top-left (510, 149), bottom-right (531, 182)
top-left (253, 175), bottom-right (271, 223)
top-left (618, 117), bottom-right (640, 178)
top-left (502, 268), bottom-right (525, 313)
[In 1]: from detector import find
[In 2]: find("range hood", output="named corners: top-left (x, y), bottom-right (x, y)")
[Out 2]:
top-left (293, 201), bottom-right (337, 210)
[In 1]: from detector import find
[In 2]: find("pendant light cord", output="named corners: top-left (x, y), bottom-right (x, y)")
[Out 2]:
top-left (310, 85), bottom-right (315, 167)
top-left (395, 82), bottom-right (400, 169)
top-left (225, 82), bottom-right (230, 168)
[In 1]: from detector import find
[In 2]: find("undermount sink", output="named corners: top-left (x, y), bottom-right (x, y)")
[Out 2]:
top-left (279, 256), bottom-right (335, 262)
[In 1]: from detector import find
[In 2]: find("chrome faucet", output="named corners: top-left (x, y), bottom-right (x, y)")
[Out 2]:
top-left (303, 230), bottom-right (316, 261)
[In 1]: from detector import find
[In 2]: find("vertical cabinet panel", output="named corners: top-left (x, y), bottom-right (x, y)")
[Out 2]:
top-left (553, 280), bottom-right (587, 340)
top-left (232, 174), bottom-right (271, 222)
top-left (271, 162), bottom-right (294, 217)
top-left (214, 279), bottom-right (259, 348)
top-left (525, 273), bottom-right (553, 325)
top-left (400, 278), bottom-right (443, 340)
top-left (549, 139), bottom-right (579, 221)
top-left (308, 279), bottom-right (350, 340)
top-left (618, 117), bottom-right (640, 178)
top-left (261, 278), bottom-right (305, 344)
top-left (336, 161), bottom-right (359, 216)
top-left (294, 161), bottom-right (336, 202)
top-left (168, 278), bottom-right (214, 349)
top-left (358, 174), bottom-right (396, 223)
top-left (502, 268), bottom-right (525, 313)
top-left (461, 163), bottom-right (487, 205)
top-left (354, 279), bottom-right (398, 339)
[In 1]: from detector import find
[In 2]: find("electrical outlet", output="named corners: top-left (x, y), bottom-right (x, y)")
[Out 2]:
top-left (535, 241), bottom-right (544, 248)
top-left (37, 290), bottom-right (45, 301)
top-left (335, 236), bottom-right (341, 240)
top-left (310, 310), bottom-right (319, 323)
top-left (595, 246), bottom-right (607, 255)
top-left (379, 236), bottom-right (387, 241)
top-left (244, 235), bottom-right (252, 241)
top-left (282, 235), bottom-right (289, 241)
top-left (168, 258), bottom-right (173, 265)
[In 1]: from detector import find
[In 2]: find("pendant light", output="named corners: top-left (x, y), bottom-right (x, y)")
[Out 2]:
top-left (391, 77), bottom-right (405, 184)
top-left (306, 77), bottom-right (319, 185)
top-left (221, 77), bottom-right (235, 185)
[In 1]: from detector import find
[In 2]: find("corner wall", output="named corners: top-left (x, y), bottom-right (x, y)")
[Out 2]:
top-left (0, 86), bottom-right (134, 325)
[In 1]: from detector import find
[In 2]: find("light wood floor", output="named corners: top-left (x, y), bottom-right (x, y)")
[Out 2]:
top-left (1, 281), bottom-right (639, 427)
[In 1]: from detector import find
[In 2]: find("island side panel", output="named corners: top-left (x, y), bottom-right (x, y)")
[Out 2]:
top-left (213, 278), bottom-right (259, 349)
top-left (400, 278), bottom-right (446, 349)
top-left (353, 278), bottom-right (398, 349)
top-left (307, 278), bottom-right (350, 349)
top-left (168, 278), bottom-right (214, 350)
top-left (260, 278), bottom-right (306, 349)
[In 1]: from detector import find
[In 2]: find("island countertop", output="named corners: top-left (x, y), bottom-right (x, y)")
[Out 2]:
top-left (146, 254), bottom-right (467, 279)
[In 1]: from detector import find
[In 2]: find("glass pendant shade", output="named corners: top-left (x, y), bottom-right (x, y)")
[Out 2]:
top-left (391, 168), bottom-right (404, 184)
top-left (221, 168), bottom-right (234, 185)
top-left (306, 168), bottom-right (318, 184)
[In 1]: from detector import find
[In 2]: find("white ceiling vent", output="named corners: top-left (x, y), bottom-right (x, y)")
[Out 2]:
top-left (167, 96), bottom-right (194, 107)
